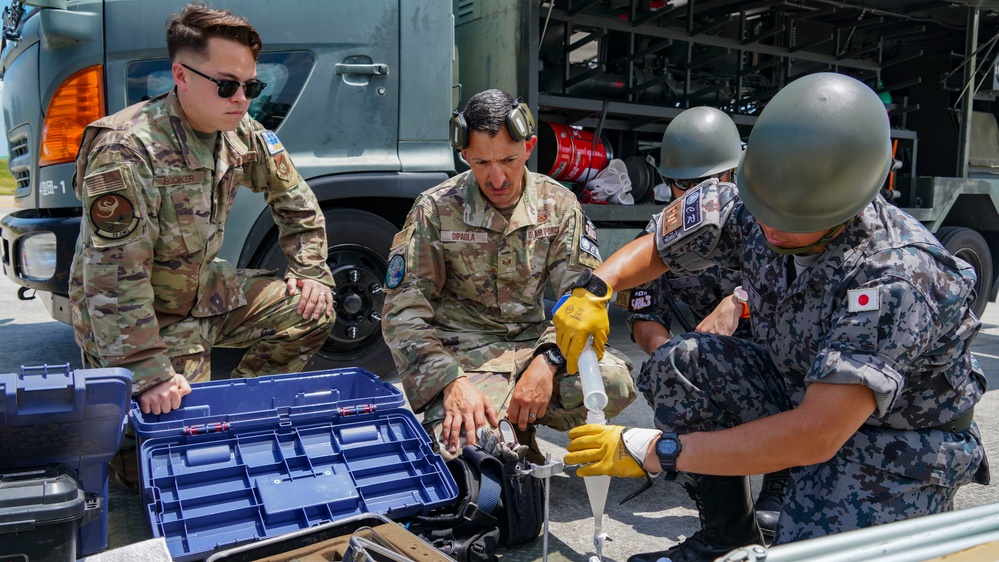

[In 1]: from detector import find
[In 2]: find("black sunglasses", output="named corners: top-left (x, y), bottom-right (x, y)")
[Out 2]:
top-left (669, 175), bottom-right (715, 192)
top-left (181, 63), bottom-right (267, 99)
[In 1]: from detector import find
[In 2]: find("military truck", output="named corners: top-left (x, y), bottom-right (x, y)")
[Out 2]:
top-left (4, 0), bottom-right (999, 376)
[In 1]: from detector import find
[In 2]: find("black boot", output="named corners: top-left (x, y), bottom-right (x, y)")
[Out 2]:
top-left (755, 469), bottom-right (789, 544)
top-left (627, 474), bottom-right (764, 562)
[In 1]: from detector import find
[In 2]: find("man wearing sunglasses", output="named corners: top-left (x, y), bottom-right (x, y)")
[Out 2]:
top-left (622, 106), bottom-right (789, 546)
top-left (70, 2), bottom-right (334, 443)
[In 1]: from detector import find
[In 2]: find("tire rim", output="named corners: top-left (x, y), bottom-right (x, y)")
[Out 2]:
top-left (323, 243), bottom-right (387, 356)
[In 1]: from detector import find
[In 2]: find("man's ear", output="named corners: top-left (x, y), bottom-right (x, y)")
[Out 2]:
top-left (171, 62), bottom-right (189, 92)
top-left (525, 136), bottom-right (538, 158)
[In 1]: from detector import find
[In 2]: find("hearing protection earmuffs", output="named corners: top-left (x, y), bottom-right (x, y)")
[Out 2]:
top-left (449, 97), bottom-right (536, 151)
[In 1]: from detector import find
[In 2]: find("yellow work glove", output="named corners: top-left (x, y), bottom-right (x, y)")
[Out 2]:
top-left (553, 286), bottom-right (612, 374)
top-left (565, 424), bottom-right (661, 478)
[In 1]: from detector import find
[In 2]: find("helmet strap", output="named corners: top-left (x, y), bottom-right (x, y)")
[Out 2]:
top-left (764, 217), bottom-right (855, 256)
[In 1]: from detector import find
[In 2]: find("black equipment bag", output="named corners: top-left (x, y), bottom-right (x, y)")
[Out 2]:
top-left (409, 444), bottom-right (543, 562)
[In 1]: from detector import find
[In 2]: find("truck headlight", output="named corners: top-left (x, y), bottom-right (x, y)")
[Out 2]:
top-left (19, 232), bottom-right (58, 280)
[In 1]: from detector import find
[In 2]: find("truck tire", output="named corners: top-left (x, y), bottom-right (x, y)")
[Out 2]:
top-left (935, 226), bottom-right (993, 319)
top-left (254, 208), bottom-right (399, 377)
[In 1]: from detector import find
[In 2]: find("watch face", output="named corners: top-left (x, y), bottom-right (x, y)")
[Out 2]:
top-left (657, 437), bottom-right (679, 457)
top-left (734, 287), bottom-right (749, 303)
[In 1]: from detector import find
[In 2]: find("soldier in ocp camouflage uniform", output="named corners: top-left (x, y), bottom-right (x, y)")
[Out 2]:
top-left (556, 74), bottom-right (988, 562)
top-left (69, 4), bottom-right (335, 425)
top-left (381, 89), bottom-right (634, 461)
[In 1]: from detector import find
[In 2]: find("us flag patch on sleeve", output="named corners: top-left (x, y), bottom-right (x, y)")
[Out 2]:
top-left (848, 288), bottom-right (880, 312)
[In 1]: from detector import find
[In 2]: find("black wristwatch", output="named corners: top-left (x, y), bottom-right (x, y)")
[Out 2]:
top-left (570, 269), bottom-right (610, 298)
top-left (655, 432), bottom-right (682, 472)
top-left (541, 346), bottom-right (566, 367)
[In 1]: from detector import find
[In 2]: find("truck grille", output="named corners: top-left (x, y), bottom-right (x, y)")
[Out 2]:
top-left (8, 136), bottom-right (30, 191)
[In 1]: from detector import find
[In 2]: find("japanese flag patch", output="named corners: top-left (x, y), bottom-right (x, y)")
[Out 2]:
top-left (848, 288), bottom-right (880, 312)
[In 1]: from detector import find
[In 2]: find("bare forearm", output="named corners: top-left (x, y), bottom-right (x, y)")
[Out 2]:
top-left (643, 382), bottom-right (878, 476)
top-left (593, 234), bottom-right (668, 292)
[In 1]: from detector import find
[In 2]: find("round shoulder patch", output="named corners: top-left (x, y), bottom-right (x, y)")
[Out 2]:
top-left (386, 254), bottom-right (406, 288)
top-left (89, 193), bottom-right (139, 240)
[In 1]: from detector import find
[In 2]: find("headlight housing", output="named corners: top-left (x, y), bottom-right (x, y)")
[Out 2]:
top-left (19, 232), bottom-right (58, 280)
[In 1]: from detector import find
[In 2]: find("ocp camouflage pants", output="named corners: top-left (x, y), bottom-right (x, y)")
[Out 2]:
top-left (172, 275), bottom-right (336, 382)
top-left (422, 346), bottom-right (636, 457)
top-left (638, 332), bottom-right (964, 545)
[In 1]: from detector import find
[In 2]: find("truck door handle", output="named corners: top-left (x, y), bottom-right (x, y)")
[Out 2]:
top-left (335, 63), bottom-right (389, 76)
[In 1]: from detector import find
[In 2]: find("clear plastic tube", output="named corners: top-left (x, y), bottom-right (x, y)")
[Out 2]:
top-left (579, 338), bottom-right (609, 561)
top-left (579, 340), bottom-right (608, 414)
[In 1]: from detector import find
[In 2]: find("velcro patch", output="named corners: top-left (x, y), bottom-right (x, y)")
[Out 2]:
top-left (273, 152), bottom-right (293, 181)
top-left (391, 224), bottom-right (414, 251)
top-left (85, 168), bottom-right (126, 197)
top-left (154, 171), bottom-right (204, 187)
top-left (386, 254), bottom-right (405, 288)
top-left (848, 288), bottom-right (880, 312)
top-left (580, 235), bottom-right (600, 260)
top-left (442, 230), bottom-right (488, 243)
top-left (629, 288), bottom-right (653, 312)
top-left (682, 189), bottom-right (703, 230)
top-left (89, 193), bottom-right (139, 240)
top-left (660, 199), bottom-right (683, 239)
top-left (527, 226), bottom-right (559, 241)
top-left (261, 130), bottom-right (285, 155)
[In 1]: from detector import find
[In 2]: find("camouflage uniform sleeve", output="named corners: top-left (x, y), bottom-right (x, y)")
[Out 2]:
top-left (534, 202), bottom-right (600, 354)
top-left (72, 137), bottom-right (174, 394)
top-left (247, 128), bottom-right (334, 286)
top-left (807, 255), bottom-right (974, 418)
top-left (381, 197), bottom-right (464, 413)
top-left (654, 180), bottom-right (743, 272)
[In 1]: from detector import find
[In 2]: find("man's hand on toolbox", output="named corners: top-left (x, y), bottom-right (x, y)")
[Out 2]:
top-left (138, 373), bottom-right (192, 415)
top-left (565, 424), bottom-right (661, 478)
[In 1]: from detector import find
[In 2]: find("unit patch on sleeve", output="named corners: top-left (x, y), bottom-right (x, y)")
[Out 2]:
top-left (261, 130), bottom-right (286, 155)
top-left (682, 188), bottom-right (703, 231)
top-left (89, 193), bottom-right (139, 240)
top-left (273, 152), bottom-right (293, 181)
top-left (386, 254), bottom-right (406, 288)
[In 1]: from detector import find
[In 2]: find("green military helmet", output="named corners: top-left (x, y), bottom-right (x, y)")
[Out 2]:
top-left (737, 72), bottom-right (891, 233)
top-left (658, 106), bottom-right (742, 179)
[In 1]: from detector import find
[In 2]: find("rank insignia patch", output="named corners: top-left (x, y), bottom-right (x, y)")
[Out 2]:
top-left (89, 193), bottom-right (139, 240)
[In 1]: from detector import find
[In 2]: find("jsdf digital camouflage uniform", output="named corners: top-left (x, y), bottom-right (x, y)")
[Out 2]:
top-left (382, 169), bottom-right (635, 445)
top-left (626, 184), bottom-right (751, 340)
top-left (69, 90), bottom-right (335, 394)
top-left (639, 180), bottom-right (988, 543)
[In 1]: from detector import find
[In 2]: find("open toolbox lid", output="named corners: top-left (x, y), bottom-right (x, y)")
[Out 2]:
top-left (129, 367), bottom-right (405, 440)
top-left (130, 368), bottom-right (458, 561)
top-left (0, 364), bottom-right (132, 471)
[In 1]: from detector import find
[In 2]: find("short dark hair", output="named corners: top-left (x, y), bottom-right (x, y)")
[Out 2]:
top-left (166, 3), bottom-right (262, 62)
top-left (461, 89), bottom-right (516, 137)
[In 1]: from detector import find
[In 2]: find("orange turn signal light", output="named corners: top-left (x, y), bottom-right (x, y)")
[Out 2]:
top-left (39, 65), bottom-right (105, 166)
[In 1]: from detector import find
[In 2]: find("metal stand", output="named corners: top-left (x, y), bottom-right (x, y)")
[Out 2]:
top-left (528, 452), bottom-right (565, 562)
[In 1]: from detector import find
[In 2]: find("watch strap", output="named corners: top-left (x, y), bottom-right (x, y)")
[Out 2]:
top-left (571, 269), bottom-right (610, 298)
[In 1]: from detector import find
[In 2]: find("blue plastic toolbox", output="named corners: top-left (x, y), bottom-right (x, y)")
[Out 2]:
top-left (0, 364), bottom-right (132, 558)
top-left (129, 368), bottom-right (458, 561)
